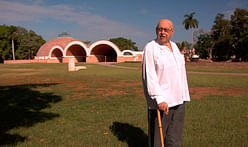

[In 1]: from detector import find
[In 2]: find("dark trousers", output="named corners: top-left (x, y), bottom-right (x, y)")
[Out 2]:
top-left (148, 103), bottom-right (185, 147)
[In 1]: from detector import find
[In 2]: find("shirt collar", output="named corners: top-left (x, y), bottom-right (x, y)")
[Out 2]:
top-left (155, 40), bottom-right (172, 51)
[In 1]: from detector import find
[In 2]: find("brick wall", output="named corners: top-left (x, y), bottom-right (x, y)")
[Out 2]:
top-left (4, 55), bottom-right (142, 64)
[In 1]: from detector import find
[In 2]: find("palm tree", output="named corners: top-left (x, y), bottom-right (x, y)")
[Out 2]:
top-left (182, 12), bottom-right (199, 49)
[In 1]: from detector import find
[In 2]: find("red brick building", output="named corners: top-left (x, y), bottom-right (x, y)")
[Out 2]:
top-left (33, 37), bottom-right (143, 63)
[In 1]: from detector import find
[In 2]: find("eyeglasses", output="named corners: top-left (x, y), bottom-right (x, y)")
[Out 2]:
top-left (157, 27), bottom-right (173, 33)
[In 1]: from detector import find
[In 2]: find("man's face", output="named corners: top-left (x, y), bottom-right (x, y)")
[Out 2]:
top-left (156, 20), bottom-right (174, 45)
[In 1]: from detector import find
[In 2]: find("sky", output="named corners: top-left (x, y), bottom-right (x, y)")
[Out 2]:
top-left (0, 0), bottom-right (247, 50)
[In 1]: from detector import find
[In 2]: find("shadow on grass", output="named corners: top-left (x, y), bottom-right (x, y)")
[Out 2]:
top-left (109, 121), bottom-right (148, 147)
top-left (0, 83), bottom-right (62, 146)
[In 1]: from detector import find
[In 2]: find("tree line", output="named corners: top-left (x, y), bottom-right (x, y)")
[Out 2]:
top-left (181, 8), bottom-right (248, 61)
top-left (0, 25), bottom-right (139, 63)
top-left (0, 25), bottom-right (45, 63)
top-left (1, 8), bottom-right (247, 63)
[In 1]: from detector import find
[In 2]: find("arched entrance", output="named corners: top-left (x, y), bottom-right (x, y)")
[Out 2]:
top-left (66, 44), bottom-right (87, 62)
top-left (90, 44), bottom-right (117, 62)
top-left (51, 48), bottom-right (63, 62)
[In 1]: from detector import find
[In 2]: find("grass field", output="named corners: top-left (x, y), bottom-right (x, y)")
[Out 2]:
top-left (0, 62), bottom-right (247, 147)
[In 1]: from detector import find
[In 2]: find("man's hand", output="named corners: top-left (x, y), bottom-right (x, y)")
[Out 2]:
top-left (158, 102), bottom-right (169, 115)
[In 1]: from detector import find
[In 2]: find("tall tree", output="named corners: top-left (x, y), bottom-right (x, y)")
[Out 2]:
top-left (0, 25), bottom-right (45, 61)
top-left (109, 37), bottom-right (138, 51)
top-left (211, 13), bottom-right (233, 61)
top-left (182, 12), bottom-right (199, 48)
top-left (16, 29), bottom-right (45, 59)
top-left (0, 25), bottom-right (10, 62)
top-left (230, 8), bottom-right (248, 61)
top-left (194, 33), bottom-right (213, 59)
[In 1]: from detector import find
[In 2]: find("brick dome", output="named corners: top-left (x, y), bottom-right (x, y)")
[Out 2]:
top-left (36, 37), bottom-right (86, 57)
top-left (34, 37), bottom-right (143, 63)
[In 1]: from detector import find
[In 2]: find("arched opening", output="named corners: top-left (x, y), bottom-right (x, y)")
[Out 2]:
top-left (123, 52), bottom-right (133, 56)
top-left (51, 48), bottom-right (63, 62)
top-left (90, 44), bottom-right (117, 62)
top-left (66, 45), bottom-right (87, 62)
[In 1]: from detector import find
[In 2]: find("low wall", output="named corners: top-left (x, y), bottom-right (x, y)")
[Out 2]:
top-left (117, 56), bottom-right (142, 62)
top-left (3, 55), bottom-right (142, 64)
top-left (4, 59), bottom-right (61, 64)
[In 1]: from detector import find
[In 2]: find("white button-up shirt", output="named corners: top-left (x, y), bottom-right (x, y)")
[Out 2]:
top-left (142, 40), bottom-right (190, 109)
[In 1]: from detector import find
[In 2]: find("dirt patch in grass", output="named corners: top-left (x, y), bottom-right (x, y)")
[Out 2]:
top-left (101, 89), bottom-right (127, 97)
top-left (0, 68), bottom-right (50, 79)
top-left (134, 86), bottom-right (246, 101)
top-left (65, 79), bottom-right (141, 99)
top-left (0, 68), bottom-right (49, 72)
top-left (189, 87), bottom-right (245, 99)
top-left (69, 80), bottom-right (246, 100)
top-left (68, 88), bottom-right (128, 99)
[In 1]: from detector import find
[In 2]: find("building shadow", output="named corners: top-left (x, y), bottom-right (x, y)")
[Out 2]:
top-left (109, 121), bottom-right (148, 147)
top-left (0, 83), bottom-right (62, 146)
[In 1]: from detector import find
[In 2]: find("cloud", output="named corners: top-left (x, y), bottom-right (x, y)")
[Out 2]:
top-left (224, 0), bottom-right (248, 18)
top-left (28, 0), bottom-right (44, 5)
top-left (227, 0), bottom-right (248, 9)
top-left (0, 0), bottom-right (149, 41)
top-left (139, 9), bottom-right (148, 15)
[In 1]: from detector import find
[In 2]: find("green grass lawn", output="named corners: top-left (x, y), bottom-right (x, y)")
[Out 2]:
top-left (0, 63), bottom-right (247, 147)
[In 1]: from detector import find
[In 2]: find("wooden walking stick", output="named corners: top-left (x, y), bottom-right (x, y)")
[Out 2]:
top-left (157, 109), bottom-right (165, 147)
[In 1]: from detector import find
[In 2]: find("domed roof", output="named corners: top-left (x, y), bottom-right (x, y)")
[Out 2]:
top-left (36, 37), bottom-right (83, 56)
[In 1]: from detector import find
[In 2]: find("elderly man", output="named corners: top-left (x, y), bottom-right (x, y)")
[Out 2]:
top-left (142, 19), bottom-right (190, 147)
